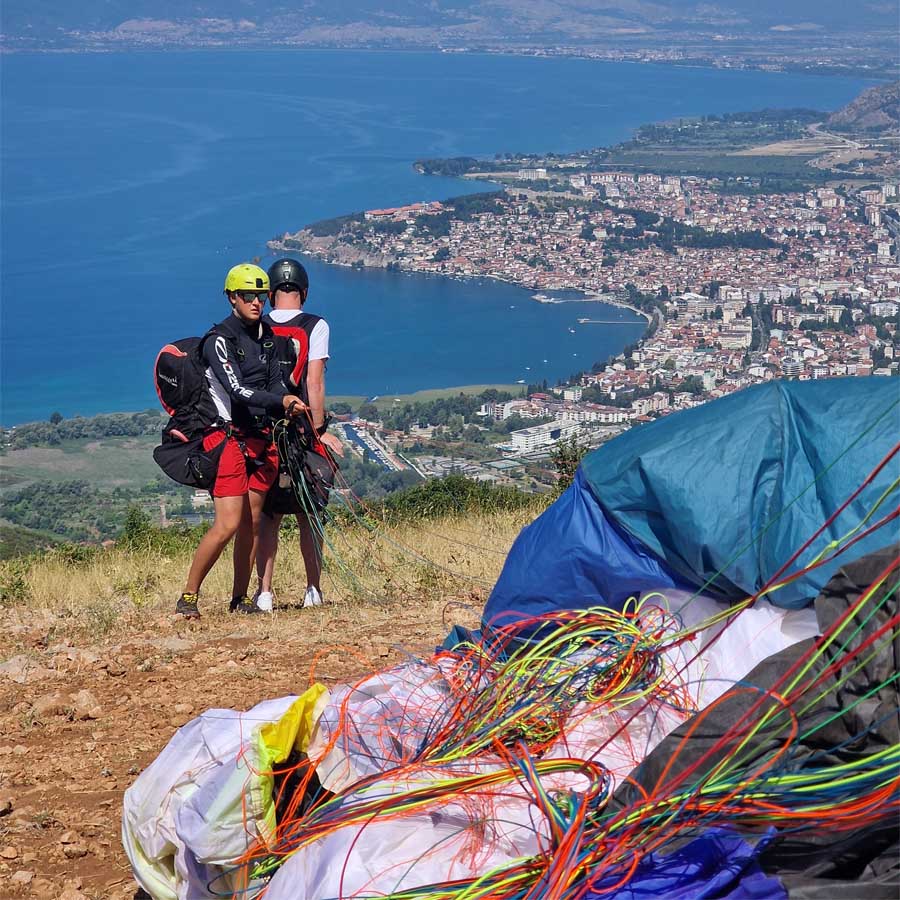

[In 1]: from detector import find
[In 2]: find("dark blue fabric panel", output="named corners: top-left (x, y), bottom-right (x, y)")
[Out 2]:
top-left (580, 378), bottom-right (900, 609)
top-left (483, 468), bottom-right (690, 628)
top-left (587, 829), bottom-right (786, 899)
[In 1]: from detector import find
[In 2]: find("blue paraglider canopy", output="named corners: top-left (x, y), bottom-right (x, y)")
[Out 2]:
top-left (484, 377), bottom-right (899, 628)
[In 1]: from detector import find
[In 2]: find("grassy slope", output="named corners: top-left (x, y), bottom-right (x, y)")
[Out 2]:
top-left (0, 523), bottom-right (59, 560)
top-left (0, 504), bottom-right (539, 642)
top-left (1, 435), bottom-right (162, 490)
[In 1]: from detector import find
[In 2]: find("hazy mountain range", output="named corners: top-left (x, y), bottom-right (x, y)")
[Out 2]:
top-left (3, 1), bottom-right (897, 47)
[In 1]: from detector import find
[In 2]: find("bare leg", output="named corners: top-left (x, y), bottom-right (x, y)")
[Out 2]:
top-left (184, 494), bottom-right (246, 594)
top-left (297, 512), bottom-right (323, 591)
top-left (231, 489), bottom-right (268, 599)
top-left (256, 511), bottom-right (283, 594)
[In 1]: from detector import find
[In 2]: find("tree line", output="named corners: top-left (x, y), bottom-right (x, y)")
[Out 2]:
top-left (3, 410), bottom-right (165, 450)
top-left (348, 389), bottom-right (519, 434)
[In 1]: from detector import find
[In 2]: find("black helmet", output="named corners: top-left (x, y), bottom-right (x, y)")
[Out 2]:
top-left (268, 257), bottom-right (309, 293)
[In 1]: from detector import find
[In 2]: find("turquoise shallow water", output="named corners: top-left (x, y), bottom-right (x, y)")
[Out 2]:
top-left (0, 50), bottom-right (871, 424)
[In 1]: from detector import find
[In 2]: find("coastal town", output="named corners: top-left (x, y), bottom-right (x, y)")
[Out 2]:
top-left (274, 167), bottom-right (899, 490)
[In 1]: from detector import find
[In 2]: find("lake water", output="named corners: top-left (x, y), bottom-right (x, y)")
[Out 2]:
top-left (0, 50), bottom-right (871, 424)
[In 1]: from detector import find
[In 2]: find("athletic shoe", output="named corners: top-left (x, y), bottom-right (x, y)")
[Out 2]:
top-left (229, 595), bottom-right (263, 615)
top-left (254, 590), bottom-right (274, 612)
top-left (302, 585), bottom-right (323, 608)
top-left (175, 592), bottom-right (200, 619)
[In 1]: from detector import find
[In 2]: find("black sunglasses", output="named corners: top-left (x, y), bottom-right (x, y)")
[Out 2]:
top-left (235, 291), bottom-right (267, 304)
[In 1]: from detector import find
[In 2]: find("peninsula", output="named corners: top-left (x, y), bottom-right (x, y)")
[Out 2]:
top-left (269, 97), bottom-right (898, 485)
top-left (271, 101), bottom-right (898, 318)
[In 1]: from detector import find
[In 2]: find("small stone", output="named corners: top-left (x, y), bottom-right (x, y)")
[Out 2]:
top-left (59, 830), bottom-right (79, 845)
top-left (158, 636), bottom-right (193, 652)
top-left (10, 870), bottom-right (33, 885)
top-left (12, 745), bottom-right (27, 756)
top-left (62, 842), bottom-right (88, 859)
top-left (0, 798), bottom-right (12, 817)
top-left (224, 660), bottom-right (240, 669)
top-left (0, 655), bottom-right (53, 684)
top-left (29, 877), bottom-right (55, 899)
top-left (32, 692), bottom-right (68, 719)
top-left (173, 703), bottom-right (192, 715)
top-left (0, 845), bottom-right (17, 859)
top-left (59, 886), bottom-right (89, 900)
top-left (66, 648), bottom-right (101, 667)
top-left (69, 689), bottom-right (102, 720)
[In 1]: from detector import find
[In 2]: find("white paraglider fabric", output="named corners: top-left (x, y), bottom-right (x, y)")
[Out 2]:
top-left (122, 696), bottom-right (298, 900)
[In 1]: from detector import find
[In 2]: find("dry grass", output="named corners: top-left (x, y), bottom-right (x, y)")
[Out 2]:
top-left (0, 507), bottom-right (537, 647)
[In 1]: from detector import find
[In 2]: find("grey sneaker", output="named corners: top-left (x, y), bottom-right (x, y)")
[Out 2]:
top-left (175, 592), bottom-right (200, 619)
top-left (229, 595), bottom-right (262, 615)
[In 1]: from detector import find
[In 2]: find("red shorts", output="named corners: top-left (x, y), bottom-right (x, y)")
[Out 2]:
top-left (202, 430), bottom-right (279, 498)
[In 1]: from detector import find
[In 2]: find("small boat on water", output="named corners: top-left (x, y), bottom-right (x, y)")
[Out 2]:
top-left (568, 327), bottom-right (576, 333)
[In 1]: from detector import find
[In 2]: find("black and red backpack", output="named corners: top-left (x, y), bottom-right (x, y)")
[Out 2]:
top-left (152, 333), bottom-right (225, 489)
top-left (267, 312), bottom-right (321, 394)
top-left (153, 336), bottom-right (220, 440)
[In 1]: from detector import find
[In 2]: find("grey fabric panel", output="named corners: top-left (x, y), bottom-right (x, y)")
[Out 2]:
top-left (610, 545), bottom-right (900, 895)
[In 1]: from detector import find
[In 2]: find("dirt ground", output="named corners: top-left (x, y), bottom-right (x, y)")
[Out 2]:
top-left (0, 596), bottom-right (480, 899)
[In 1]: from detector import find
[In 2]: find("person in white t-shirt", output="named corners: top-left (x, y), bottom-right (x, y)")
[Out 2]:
top-left (254, 258), bottom-right (344, 611)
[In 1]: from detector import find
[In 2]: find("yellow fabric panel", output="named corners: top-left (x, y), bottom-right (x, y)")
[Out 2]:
top-left (252, 683), bottom-right (329, 845)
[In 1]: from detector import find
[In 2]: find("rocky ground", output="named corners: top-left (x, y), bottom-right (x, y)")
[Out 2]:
top-left (0, 596), bottom-right (478, 898)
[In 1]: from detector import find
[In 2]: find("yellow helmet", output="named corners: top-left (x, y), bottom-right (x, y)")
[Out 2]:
top-left (224, 263), bottom-right (269, 294)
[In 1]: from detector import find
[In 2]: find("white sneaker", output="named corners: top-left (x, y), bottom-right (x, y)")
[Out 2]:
top-left (253, 589), bottom-right (274, 612)
top-left (302, 585), bottom-right (323, 608)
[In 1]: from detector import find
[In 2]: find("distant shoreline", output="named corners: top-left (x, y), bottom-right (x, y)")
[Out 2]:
top-left (1, 46), bottom-right (894, 82)
top-left (268, 241), bottom-right (653, 326)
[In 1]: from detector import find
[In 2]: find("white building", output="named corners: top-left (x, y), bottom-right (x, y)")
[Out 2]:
top-left (509, 421), bottom-right (580, 452)
top-left (560, 404), bottom-right (630, 425)
top-left (518, 167), bottom-right (548, 181)
top-left (871, 301), bottom-right (898, 318)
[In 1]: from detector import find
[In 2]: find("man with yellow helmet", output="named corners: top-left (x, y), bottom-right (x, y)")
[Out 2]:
top-left (175, 263), bottom-right (304, 618)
